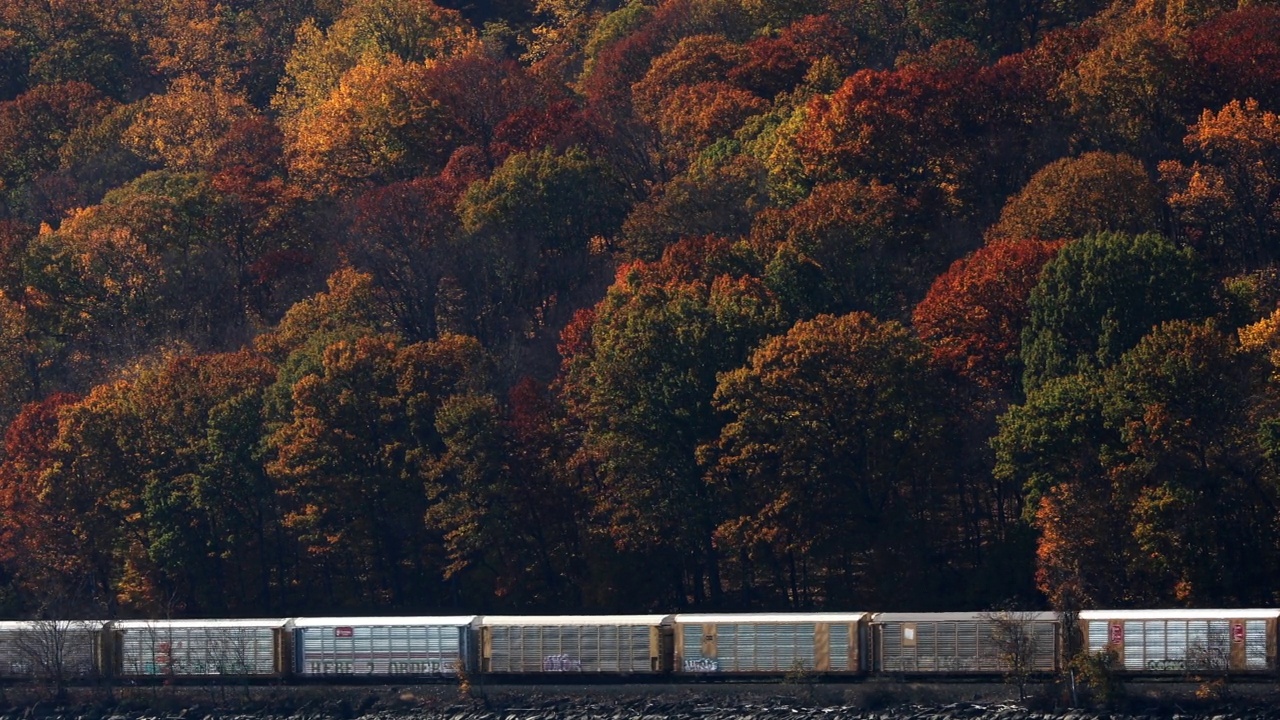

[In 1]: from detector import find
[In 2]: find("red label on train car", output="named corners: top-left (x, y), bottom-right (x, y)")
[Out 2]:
top-left (334, 627), bottom-right (354, 638)
top-left (1110, 623), bottom-right (1123, 645)
top-left (1233, 623), bottom-right (1245, 642)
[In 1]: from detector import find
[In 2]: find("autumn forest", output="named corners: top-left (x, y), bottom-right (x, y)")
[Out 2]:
top-left (0, 0), bottom-right (1278, 619)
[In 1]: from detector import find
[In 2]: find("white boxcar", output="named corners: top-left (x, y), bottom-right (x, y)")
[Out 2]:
top-left (113, 618), bottom-right (287, 677)
top-left (480, 615), bottom-right (669, 673)
top-left (0, 620), bottom-right (104, 679)
top-left (872, 612), bottom-right (1060, 673)
top-left (673, 613), bottom-right (868, 674)
top-left (292, 616), bottom-right (475, 677)
top-left (1079, 609), bottom-right (1279, 673)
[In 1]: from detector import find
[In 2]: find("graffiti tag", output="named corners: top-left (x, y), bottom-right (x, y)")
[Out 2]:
top-left (542, 654), bottom-right (582, 672)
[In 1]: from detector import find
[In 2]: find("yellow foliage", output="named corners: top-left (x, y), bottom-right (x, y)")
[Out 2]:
top-left (1239, 307), bottom-right (1280, 375)
top-left (283, 57), bottom-right (450, 195)
top-left (123, 75), bottom-right (257, 171)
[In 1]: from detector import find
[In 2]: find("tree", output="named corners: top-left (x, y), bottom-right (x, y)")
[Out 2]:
top-left (982, 608), bottom-right (1045, 700)
top-left (1056, 19), bottom-right (1194, 158)
top-left (0, 393), bottom-right (83, 604)
top-left (991, 372), bottom-right (1124, 607)
top-left (0, 291), bottom-right (38, 425)
top-left (1187, 6), bottom-right (1280, 114)
top-left (121, 76), bottom-right (259, 172)
top-left (794, 53), bottom-right (984, 200)
top-left (752, 179), bottom-right (927, 320)
top-left (558, 256), bottom-right (784, 606)
top-left (652, 81), bottom-right (767, 172)
top-left (272, 0), bottom-right (476, 120)
top-left (999, 320), bottom-right (1280, 607)
top-left (254, 267), bottom-right (400, 425)
top-left (0, 82), bottom-right (115, 219)
top-left (13, 616), bottom-right (98, 700)
top-left (1098, 320), bottom-right (1279, 605)
top-left (20, 170), bottom-right (272, 391)
top-left (455, 146), bottom-right (627, 342)
top-left (0, 0), bottom-right (147, 100)
top-left (914, 239), bottom-right (1064, 396)
top-left (1020, 231), bottom-right (1213, 392)
top-left (142, 0), bottom-right (333, 106)
top-left (282, 57), bottom-right (458, 196)
top-left (618, 151), bottom-right (768, 261)
top-left (986, 152), bottom-right (1163, 242)
top-left (1160, 99), bottom-right (1280, 270)
top-left (267, 333), bottom-right (490, 610)
top-left (424, 383), bottom-right (588, 608)
top-left (631, 34), bottom-right (748, 122)
top-left (706, 312), bottom-right (952, 607)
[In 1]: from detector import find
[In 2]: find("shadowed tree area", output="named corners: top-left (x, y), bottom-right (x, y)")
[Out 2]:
top-left (1, 0), bottom-right (1279, 616)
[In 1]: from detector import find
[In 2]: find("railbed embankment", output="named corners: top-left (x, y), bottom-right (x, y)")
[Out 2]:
top-left (3, 681), bottom-right (1280, 720)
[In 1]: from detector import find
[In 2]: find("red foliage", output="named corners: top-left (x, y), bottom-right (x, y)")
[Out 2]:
top-left (420, 52), bottom-right (547, 166)
top-left (913, 239), bottom-right (1065, 392)
top-left (1188, 6), bottom-right (1280, 111)
top-left (492, 98), bottom-right (593, 157)
top-left (557, 307), bottom-right (596, 364)
top-left (0, 393), bottom-right (80, 568)
top-left (795, 48), bottom-right (984, 189)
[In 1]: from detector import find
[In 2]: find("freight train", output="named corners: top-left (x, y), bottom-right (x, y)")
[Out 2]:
top-left (0, 609), bottom-right (1273, 683)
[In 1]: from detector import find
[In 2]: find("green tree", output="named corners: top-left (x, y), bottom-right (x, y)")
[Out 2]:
top-left (991, 372), bottom-right (1121, 607)
top-left (267, 333), bottom-right (490, 610)
top-left (1020, 231), bottom-right (1213, 392)
top-left (456, 146), bottom-right (627, 342)
top-left (559, 258), bottom-right (784, 606)
top-left (425, 385), bottom-right (587, 608)
top-left (1000, 321), bottom-right (1280, 607)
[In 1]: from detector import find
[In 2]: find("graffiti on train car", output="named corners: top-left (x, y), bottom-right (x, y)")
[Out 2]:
top-left (142, 661), bottom-right (253, 675)
top-left (542, 654), bottom-right (582, 671)
top-left (307, 660), bottom-right (457, 674)
top-left (1145, 646), bottom-right (1227, 672)
top-left (683, 659), bottom-right (719, 672)
top-left (388, 660), bottom-right (456, 674)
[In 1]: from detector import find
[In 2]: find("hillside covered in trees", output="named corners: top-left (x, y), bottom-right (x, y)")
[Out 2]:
top-left (0, 0), bottom-right (1279, 618)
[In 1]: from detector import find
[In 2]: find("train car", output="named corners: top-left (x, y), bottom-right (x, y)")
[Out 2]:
top-left (292, 616), bottom-right (475, 678)
top-left (478, 615), bottom-right (669, 674)
top-left (111, 618), bottom-right (290, 679)
top-left (1079, 609), bottom-right (1280, 674)
top-left (871, 612), bottom-right (1060, 674)
top-left (672, 612), bottom-right (868, 675)
top-left (0, 620), bottom-right (105, 679)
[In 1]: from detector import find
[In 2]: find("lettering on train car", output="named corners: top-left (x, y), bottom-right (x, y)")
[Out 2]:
top-left (542, 654), bottom-right (582, 672)
top-left (387, 660), bottom-right (455, 674)
top-left (309, 660), bottom-right (357, 674)
top-left (683, 659), bottom-right (718, 672)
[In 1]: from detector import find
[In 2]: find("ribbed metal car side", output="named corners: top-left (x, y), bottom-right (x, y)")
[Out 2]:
top-left (292, 616), bottom-right (475, 677)
top-left (112, 619), bottom-right (289, 678)
top-left (479, 615), bottom-right (669, 673)
top-left (0, 620), bottom-right (104, 679)
top-left (672, 613), bottom-right (868, 674)
top-left (1079, 609), bottom-right (1279, 673)
top-left (872, 612), bottom-right (1060, 674)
